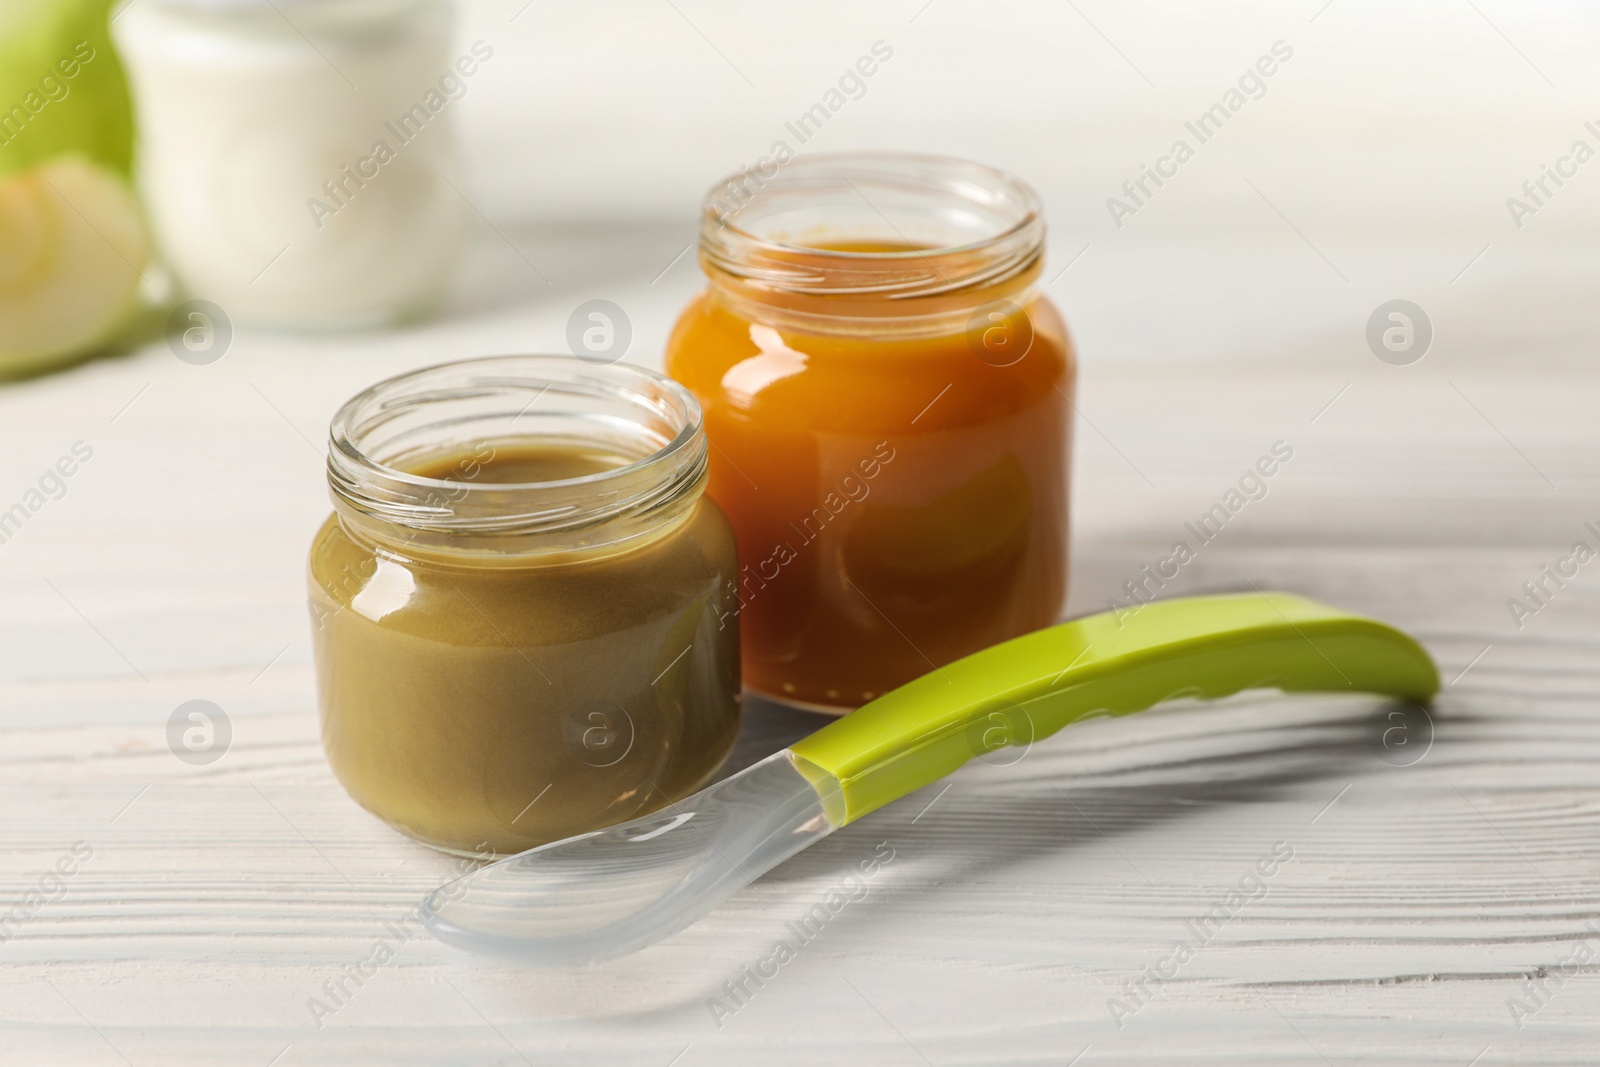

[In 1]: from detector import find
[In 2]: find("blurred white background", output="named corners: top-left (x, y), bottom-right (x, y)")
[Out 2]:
top-left (424, 0), bottom-right (1600, 370)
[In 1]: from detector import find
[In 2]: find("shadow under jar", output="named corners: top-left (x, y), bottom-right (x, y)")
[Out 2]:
top-left (666, 152), bottom-right (1075, 712)
top-left (308, 357), bottom-right (741, 857)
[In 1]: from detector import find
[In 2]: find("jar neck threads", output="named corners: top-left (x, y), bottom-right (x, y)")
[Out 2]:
top-left (326, 356), bottom-right (708, 560)
top-left (699, 151), bottom-right (1046, 329)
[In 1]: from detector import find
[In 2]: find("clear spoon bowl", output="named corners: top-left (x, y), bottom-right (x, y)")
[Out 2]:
top-left (421, 751), bottom-right (842, 966)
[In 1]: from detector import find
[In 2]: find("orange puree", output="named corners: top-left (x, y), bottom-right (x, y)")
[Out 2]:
top-left (666, 238), bottom-right (1074, 709)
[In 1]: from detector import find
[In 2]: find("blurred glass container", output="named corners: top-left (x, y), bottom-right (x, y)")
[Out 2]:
top-left (112, 0), bottom-right (464, 329)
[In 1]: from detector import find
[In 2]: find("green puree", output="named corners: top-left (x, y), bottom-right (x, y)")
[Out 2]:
top-left (308, 442), bottom-right (741, 856)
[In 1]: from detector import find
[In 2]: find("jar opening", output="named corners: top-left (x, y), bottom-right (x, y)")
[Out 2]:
top-left (701, 152), bottom-right (1045, 307)
top-left (327, 356), bottom-right (707, 555)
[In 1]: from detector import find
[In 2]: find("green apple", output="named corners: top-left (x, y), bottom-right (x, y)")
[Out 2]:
top-left (0, 0), bottom-right (150, 378)
top-left (0, 156), bottom-right (149, 376)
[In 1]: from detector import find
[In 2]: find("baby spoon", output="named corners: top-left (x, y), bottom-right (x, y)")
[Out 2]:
top-left (421, 591), bottom-right (1437, 964)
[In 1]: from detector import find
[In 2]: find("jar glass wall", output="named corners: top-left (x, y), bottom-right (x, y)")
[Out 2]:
top-left (308, 357), bottom-right (741, 856)
top-left (666, 152), bottom-right (1074, 711)
top-left (113, 0), bottom-right (464, 328)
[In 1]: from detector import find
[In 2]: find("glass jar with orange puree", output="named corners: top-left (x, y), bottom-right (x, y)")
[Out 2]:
top-left (666, 152), bottom-right (1074, 711)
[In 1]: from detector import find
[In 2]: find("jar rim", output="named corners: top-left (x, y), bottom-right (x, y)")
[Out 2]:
top-left (700, 151), bottom-right (1046, 303)
top-left (326, 355), bottom-right (707, 550)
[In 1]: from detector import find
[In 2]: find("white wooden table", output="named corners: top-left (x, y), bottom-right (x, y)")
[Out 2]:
top-left (2, 222), bottom-right (1596, 1065)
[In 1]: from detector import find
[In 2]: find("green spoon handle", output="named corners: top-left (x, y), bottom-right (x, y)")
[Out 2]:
top-left (788, 592), bottom-right (1438, 825)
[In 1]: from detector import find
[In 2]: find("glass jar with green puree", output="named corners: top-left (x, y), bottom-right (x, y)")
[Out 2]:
top-left (308, 356), bottom-right (741, 856)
